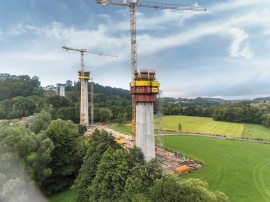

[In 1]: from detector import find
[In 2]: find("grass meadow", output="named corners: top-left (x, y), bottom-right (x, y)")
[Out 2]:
top-left (113, 115), bottom-right (270, 140)
top-left (49, 189), bottom-right (76, 202)
top-left (164, 135), bottom-right (270, 202)
top-left (110, 125), bottom-right (132, 135)
top-left (155, 115), bottom-right (245, 137)
top-left (243, 124), bottom-right (270, 141)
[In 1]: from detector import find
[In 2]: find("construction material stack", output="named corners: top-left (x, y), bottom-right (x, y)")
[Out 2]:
top-left (130, 69), bottom-right (159, 161)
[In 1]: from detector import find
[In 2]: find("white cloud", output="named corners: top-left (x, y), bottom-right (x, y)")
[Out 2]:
top-left (209, 0), bottom-right (258, 13)
top-left (1, 0), bottom-right (270, 98)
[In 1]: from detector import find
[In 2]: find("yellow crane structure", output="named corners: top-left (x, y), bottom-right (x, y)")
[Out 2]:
top-left (62, 46), bottom-right (117, 126)
top-left (96, 0), bottom-right (206, 143)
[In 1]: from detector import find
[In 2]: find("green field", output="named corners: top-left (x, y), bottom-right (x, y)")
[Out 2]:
top-left (113, 116), bottom-right (270, 140)
top-left (49, 189), bottom-right (76, 202)
top-left (164, 135), bottom-right (270, 202)
top-left (156, 115), bottom-right (245, 137)
top-left (111, 125), bottom-right (132, 135)
top-left (243, 124), bottom-right (270, 141)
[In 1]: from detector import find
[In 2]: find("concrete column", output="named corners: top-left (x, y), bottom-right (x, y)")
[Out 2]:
top-left (80, 80), bottom-right (89, 127)
top-left (59, 85), bottom-right (65, 96)
top-left (84, 80), bottom-right (89, 126)
top-left (136, 102), bottom-right (155, 161)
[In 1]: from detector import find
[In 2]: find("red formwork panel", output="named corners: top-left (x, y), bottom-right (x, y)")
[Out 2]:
top-left (130, 87), bottom-right (151, 94)
top-left (150, 94), bottom-right (157, 102)
top-left (132, 94), bottom-right (157, 102)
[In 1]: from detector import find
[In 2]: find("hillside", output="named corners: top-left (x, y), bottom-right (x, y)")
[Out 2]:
top-left (0, 74), bottom-right (131, 122)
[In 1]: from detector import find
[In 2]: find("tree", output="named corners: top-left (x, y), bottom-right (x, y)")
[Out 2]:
top-left (72, 129), bottom-right (122, 202)
top-left (99, 108), bottom-right (111, 122)
top-left (25, 132), bottom-right (54, 187)
top-left (78, 124), bottom-right (87, 136)
top-left (127, 146), bottom-right (145, 167)
top-left (117, 112), bottom-right (127, 125)
top-left (178, 123), bottom-right (182, 132)
top-left (66, 80), bottom-right (73, 91)
top-left (46, 95), bottom-right (71, 110)
top-left (41, 119), bottom-right (86, 195)
top-left (56, 107), bottom-right (75, 121)
top-left (28, 110), bottom-right (52, 134)
top-left (89, 147), bottom-right (131, 201)
top-left (123, 158), bottom-right (162, 200)
top-left (149, 174), bottom-right (230, 202)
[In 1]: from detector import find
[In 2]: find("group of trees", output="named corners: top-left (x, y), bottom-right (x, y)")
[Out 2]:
top-left (0, 74), bottom-right (132, 124)
top-left (71, 129), bottom-right (229, 201)
top-left (0, 118), bottom-right (229, 201)
top-left (163, 104), bottom-right (215, 117)
top-left (163, 102), bottom-right (270, 129)
top-left (212, 104), bottom-right (262, 124)
top-left (0, 111), bottom-right (86, 201)
top-left (212, 103), bottom-right (270, 129)
top-left (0, 74), bottom-right (43, 101)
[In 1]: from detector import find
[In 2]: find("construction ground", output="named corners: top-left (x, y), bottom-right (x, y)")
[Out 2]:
top-left (85, 124), bottom-right (205, 175)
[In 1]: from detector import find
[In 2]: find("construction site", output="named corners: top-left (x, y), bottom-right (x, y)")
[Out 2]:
top-left (61, 0), bottom-right (206, 175)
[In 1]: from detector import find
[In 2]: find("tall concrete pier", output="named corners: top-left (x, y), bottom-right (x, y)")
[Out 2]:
top-left (79, 71), bottom-right (90, 127)
top-left (136, 102), bottom-right (155, 161)
top-left (130, 69), bottom-right (159, 161)
top-left (59, 84), bottom-right (66, 97)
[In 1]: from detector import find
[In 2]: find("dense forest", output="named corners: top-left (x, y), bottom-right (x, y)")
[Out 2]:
top-left (0, 73), bottom-right (131, 124)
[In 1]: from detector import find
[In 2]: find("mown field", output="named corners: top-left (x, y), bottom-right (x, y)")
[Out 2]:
top-left (243, 124), bottom-right (270, 141)
top-left (163, 135), bottom-right (270, 202)
top-left (155, 115), bottom-right (245, 137)
top-left (153, 115), bottom-right (270, 140)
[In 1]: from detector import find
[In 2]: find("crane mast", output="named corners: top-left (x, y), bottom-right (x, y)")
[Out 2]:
top-left (62, 46), bottom-right (117, 126)
top-left (96, 0), bottom-right (206, 143)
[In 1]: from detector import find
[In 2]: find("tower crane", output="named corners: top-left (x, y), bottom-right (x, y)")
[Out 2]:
top-left (62, 46), bottom-right (117, 126)
top-left (96, 0), bottom-right (206, 143)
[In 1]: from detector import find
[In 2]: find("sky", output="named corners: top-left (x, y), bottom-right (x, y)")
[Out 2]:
top-left (0, 0), bottom-right (270, 100)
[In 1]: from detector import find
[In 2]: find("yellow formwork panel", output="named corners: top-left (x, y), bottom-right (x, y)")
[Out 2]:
top-left (79, 76), bottom-right (90, 79)
top-left (130, 81), bottom-right (160, 87)
top-left (152, 88), bottom-right (159, 93)
top-left (152, 81), bottom-right (159, 87)
top-left (130, 81), bottom-right (136, 87)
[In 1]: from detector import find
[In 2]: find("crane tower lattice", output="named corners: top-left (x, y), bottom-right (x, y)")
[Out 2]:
top-left (97, 0), bottom-right (206, 143)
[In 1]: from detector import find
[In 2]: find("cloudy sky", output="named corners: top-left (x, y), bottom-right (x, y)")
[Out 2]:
top-left (1, 0), bottom-right (270, 99)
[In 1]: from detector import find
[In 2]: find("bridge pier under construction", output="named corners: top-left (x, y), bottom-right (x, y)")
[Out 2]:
top-left (136, 102), bottom-right (155, 161)
top-left (130, 69), bottom-right (159, 161)
top-left (79, 71), bottom-right (90, 127)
